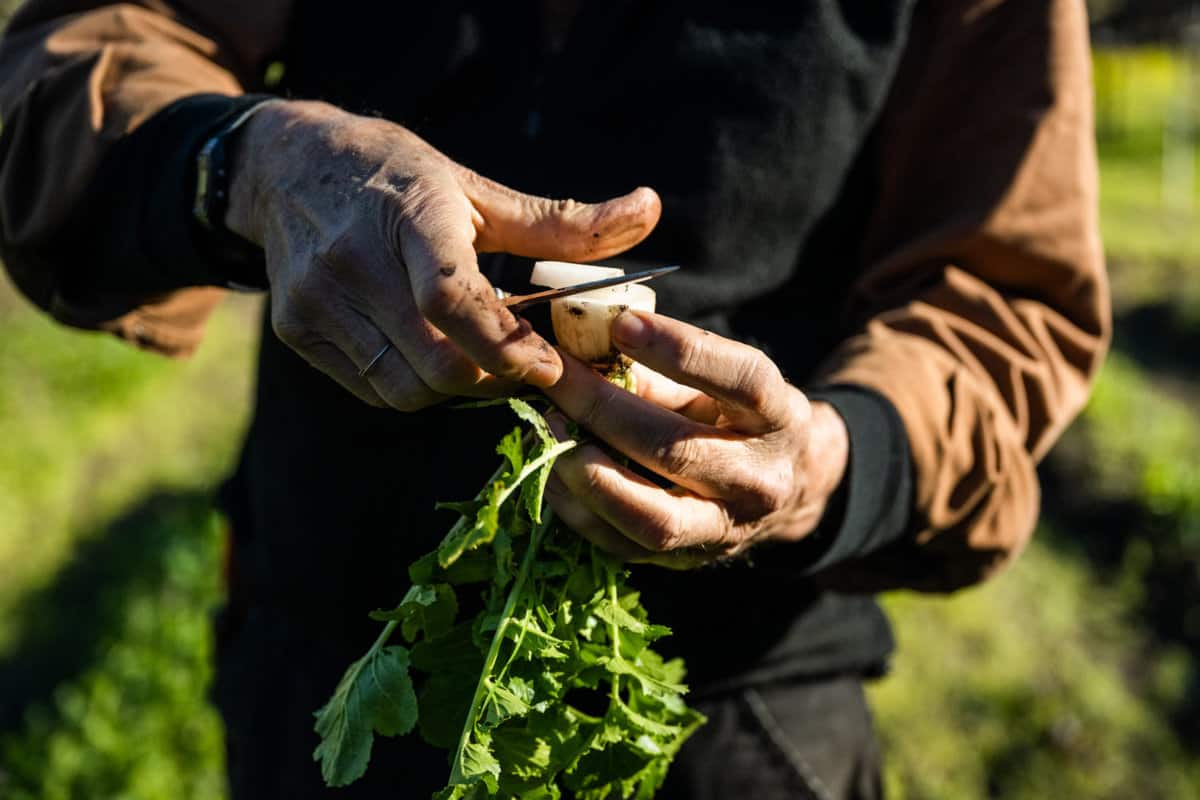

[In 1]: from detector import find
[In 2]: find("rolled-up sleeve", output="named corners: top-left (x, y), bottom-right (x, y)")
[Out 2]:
top-left (814, 0), bottom-right (1110, 592)
top-left (0, 1), bottom-right (289, 356)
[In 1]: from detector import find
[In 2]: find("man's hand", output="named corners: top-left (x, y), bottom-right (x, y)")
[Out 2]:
top-left (225, 100), bottom-right (661, 409)
top-left (542, 311), bottom-right (849, 569)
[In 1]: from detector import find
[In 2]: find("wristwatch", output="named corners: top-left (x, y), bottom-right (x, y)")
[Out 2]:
top-left (192, 97), bottom-right (283, 291)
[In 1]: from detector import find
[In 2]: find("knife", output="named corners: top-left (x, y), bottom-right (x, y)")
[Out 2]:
top-left (497, 265), bottom-right (679, 313)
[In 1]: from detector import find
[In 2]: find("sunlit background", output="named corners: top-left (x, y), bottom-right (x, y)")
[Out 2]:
top-left (1, 2), bottom-right (1199, 798)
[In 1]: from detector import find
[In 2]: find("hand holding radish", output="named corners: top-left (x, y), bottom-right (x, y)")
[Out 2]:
top-left (542, 311), bottom-right (850, 569)
top-left (223, 100), bottom-right (661, 410)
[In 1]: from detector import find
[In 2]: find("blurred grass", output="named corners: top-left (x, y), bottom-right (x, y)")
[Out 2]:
top-left (2, 45), bottom-right (1200, 799)
top-left (0, 280), bottom-right (259, 798)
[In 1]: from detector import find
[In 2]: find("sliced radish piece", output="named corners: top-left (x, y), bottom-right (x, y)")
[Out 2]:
top-left (530, 261), bottom-right (623, 289)
top-left (551, 281), bottom-right (656, 365)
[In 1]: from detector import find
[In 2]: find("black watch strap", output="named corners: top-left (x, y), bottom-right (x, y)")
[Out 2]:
top-left (193, 96), bottom-right (283, 291)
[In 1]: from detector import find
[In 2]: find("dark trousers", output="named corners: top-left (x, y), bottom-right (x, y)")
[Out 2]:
top-left (661, 677), bottom-right (883, 800)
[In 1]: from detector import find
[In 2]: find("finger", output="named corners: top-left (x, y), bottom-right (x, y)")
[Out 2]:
top-left (309, 302), bottom-right (447, 411)
top-left (629, 362), bottom-right (720, 425)
top-left (545, 474), bottom-right (659, 562)
top-left (612, 311), bottom-right (795, 434)
top-left (365, 268), bottom-right (521, 399)
top-left (361, 343), bottom-right (449, 411)
top-left (550, 434), bottom-right (738, 556)
top-left (545, 355), bottom-right (755, 503)
top-left (292, 340), bottom-right (388, 408)
top-left (457, 171), bottom-right (662, 262)
top-left (393, 186), bottom-right (563, 388)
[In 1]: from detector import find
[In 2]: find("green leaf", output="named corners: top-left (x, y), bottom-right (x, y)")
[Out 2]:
top-left (493, 528), bottom-right (515, 589)
top-left (438, 440), bottom-right (575, 567)
top-left (504, 613), bottom-right (571, 661)
top-left (452, 735), bottom-right (502, 792)
top-left (318, 395), bottom-right (705, 796)
top-left (370, 583), bottom-right (458, 642)
top-left (507, 397), bottom-right (556, 448)
top-left (413, 624), bottom-right (485, 749)
top-left (312, 645), bottom-right (418, 787)
top-left (593, 597), bottom-right (672, 642)
top-left (478, 675), bottom-right (534, 730)
top-left (497, 427), bottom-right (525, 473)
top-left (506, 399), bottom-right (561, 525)
top-left (438, 481), bottom-right (505, 567)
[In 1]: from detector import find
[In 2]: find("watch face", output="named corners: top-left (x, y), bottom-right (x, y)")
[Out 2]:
top-left (193, 137), bottom-right (219, 229)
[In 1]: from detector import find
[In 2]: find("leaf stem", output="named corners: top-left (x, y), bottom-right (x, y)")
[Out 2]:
top-left (369, 620), bottom-right (398, 656)
top-left (449, 511), bottom-right (556, 784)
top-left (608, 568), bottom-right (621, 701)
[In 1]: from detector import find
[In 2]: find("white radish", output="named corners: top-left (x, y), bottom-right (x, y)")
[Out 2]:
top-left (530, 261), bottom-right (624, 289)
top-left (531, 261), bottom-right (656, 368)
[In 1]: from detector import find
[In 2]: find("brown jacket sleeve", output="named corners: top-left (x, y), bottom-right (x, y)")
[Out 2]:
top-left (0, 1), bottom-right (289, 355)
top-left (815, 0), bottom-right (1109, 592)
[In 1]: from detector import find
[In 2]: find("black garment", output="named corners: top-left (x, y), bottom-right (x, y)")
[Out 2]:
top-left (188, 2), bottom-right (917, 795)
top-left (660, 677), bottom-right (883, 800)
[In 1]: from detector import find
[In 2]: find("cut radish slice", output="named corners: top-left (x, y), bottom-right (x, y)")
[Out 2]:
top-left (530, 261), bottom-right (624, 289)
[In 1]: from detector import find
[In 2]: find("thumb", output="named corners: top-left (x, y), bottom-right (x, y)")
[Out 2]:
top-left (457, 169), bottom-right (661, 261)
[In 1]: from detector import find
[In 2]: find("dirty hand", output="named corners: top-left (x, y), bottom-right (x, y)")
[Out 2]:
top-left (225, 100), bottom-right (661, 409)
top-left (542, 311), bottom-right (849, 569)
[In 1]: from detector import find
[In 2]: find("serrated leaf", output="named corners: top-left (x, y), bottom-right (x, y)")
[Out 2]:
top-left (593, 597), bottom-right (671, 642)
top-left (603, 656), bottom-right (689, 700)
top-left (439, 481), bottom-right (504, 566)
top-left (478, 675), bottom-right (534, 730)
top-left (522, 461), bottom-right (553, 524)
top-left (507, 397), bottom-right (556, 448)
top-left (497, 427), bottom-right (525, 472)
top-left (312, 645), bottom-right (417, 787)
top-left (453, 735), bottom-right (502, 791)
top-left (504, 614), bottom-right (571, 661)
top-left (370, 583), bottom-right (458, 642)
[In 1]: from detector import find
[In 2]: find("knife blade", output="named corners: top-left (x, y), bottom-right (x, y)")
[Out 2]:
top-left (498, 265), bottom-right (679, 313)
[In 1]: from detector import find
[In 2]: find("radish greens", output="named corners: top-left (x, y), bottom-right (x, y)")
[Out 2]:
top-left (313, 398), bottom-right (704, 798)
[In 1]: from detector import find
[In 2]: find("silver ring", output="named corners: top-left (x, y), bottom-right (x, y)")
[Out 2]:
top-left (358, 343), bottom-right (391, 377)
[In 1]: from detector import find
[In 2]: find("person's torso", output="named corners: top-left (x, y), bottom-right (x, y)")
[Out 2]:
top-left (225, 0), bottom-right (914, 689)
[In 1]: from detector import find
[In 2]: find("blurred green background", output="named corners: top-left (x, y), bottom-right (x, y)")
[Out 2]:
top-left (3, 7), bottom-right (1200, 800)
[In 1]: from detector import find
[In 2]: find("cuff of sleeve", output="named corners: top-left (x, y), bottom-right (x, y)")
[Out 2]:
top-left (780, 385), bottom-right (914, 574)
top-left (68, 93), bottom-right (273, 299)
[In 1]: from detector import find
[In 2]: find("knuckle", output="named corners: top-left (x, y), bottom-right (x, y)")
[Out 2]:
top-left (280, 277), bottom-right (318, 322)
top-left (675, 335), bottom-right (710, 377)
top-left (270, 303), bottom-right (310, 349)
top-left (732, 351), bottom-right (783, 412)
top-left (550, 197), bottom-right (581, 218)
top-left (580, 458), bottom-right (611, 496)
top-left (642, 511), bottom-right (684, 553)
top-left (656, 434), bottom-right (703, 478)
top-left (739, 465), bottom-right (795, 518)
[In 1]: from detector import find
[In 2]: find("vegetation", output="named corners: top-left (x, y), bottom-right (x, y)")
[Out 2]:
top-left (1, 47), bottom-right (1199, 798)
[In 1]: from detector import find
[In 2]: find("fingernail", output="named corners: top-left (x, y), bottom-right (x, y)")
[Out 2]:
top-left (612, 311), bottom-right (649, 348)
